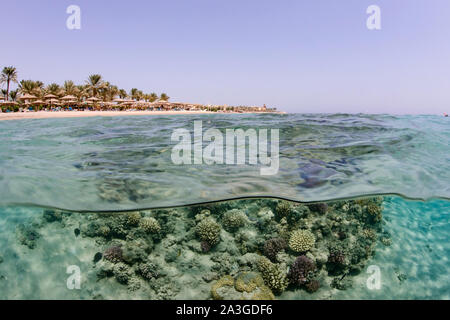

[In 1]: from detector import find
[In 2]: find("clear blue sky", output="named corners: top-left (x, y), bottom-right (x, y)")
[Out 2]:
top-left (1, 0), bottom-right (449, 114)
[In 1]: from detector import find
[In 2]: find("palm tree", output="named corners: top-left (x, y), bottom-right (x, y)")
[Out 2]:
top-left (75, 85), bottom-right (88, 99)
top-left (119, 89), bottom-right (128, 99)
top-left (85, 74), bottom-right (105, 97)
top-left (149, 93), bottom-right (158, 102)
top-left (0, 66), bottom-right (18, 101)
top-left (35, 81), bottom-right (44, 90)
top-left (1, 89), bottom-right (7, 100)
top-left (9, 89), bottom-right (18, 101)
top-left (63, 80), bottom-right (79, 96)
top-left (19, 80), bottom-right (39, 95)
top-left (130, 88), bottom-right (140, 101)
top-left (45, 83), bottom-right (62, 96)
top-left (100, 82), bottom-right (119, 102)
top-left (160, 93), bottom-right (170, 101)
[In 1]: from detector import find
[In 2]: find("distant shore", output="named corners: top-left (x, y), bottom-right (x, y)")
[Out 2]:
top-left (0, 110), bottom-right (282, 121)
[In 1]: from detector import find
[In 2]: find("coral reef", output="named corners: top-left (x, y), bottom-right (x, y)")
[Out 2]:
top-left (137, 262), bottom-right (160, 280)
top-left (263, 238), bottom-right (287, 262)
top-left (113, 262), bottom-right (131, 284)
top-left (305, 279), bottom-right (320, 293)
top-left (211, 275), bottom-right (235, 300)
top-left (16, 224), bottom-right (41, 249)
top-left (15, 196), bottom-right (385, 299)
top-left (196, 218), bottom-right (221, 246)
top-left (276, 201), bottom-right (292, 219)
top-left (289, 230), bottom-right (315, 253)
top-left (257, 257), bottom-right (288, 294)
top-left (126, 212), bottom-right (141, 226)
top-left (103, 245), bottom-right (123, 263)
top-left (43, 209), bottom-right (62, 223)
top-left (222, 209), bottom-right (247, 232)
top-left (139, 217), bottom-right (161, 234)
top-left (211, 273), bottom-right (275, 300)
top-left (287, 255), bottom-right (317, 287)
top-left (307, 203), bottom-right (328, 215)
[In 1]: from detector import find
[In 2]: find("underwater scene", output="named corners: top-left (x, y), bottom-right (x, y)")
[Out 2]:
top-left (0, 114), bottom-right (449, 300)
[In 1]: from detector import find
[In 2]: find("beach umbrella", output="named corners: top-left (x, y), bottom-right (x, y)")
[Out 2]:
top-left (0, 101), bottom-right (18, 106)
top-left (33, 100), bottom-right (45, 104)
top-left (61, 95), bottom-right (77, 100)
top-left (121, 100), bottom-right (134, 105)
top-left (44, 94), bottom-right (58, 99)
top-left (46, 98), bottom-right (60, 105)
top-left (18, 94), bottom-right (37, 101)
top-left (87, 97), bottom-right (101, 102)
top-left (113, 98), bottom-right (125, 103)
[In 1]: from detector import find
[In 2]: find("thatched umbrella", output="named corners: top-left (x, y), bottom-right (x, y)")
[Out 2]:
top-left (44, 94), bottom-right (58, 99)
top-left (46, 98), bottom-right (60, 106)
top-left (0, 101), bottom-right (18, 111)
top-left (113, 98), bottom-right (125, 103)
top-left (19, 94), bottom-right (37, 101)
top-left (61, 95), bottom-right (77, 101)
top-left (0, 101), bottom-right (18, 105)
top-left (87, 97), bottom-right (102, 110)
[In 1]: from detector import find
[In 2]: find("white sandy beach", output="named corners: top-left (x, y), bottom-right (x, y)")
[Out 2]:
top-left (0, 110), bottom-right (228, 121)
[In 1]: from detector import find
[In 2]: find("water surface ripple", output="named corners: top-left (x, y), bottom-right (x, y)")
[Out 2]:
top-left (0, 113), bottom-right (448, 211)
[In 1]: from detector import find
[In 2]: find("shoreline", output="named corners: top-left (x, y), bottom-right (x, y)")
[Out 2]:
top-left (0, 110), bottom-right (282, 121)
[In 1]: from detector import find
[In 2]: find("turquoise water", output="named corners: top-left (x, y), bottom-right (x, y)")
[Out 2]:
top-left (0, 114), bottom-right (448, 299)
top-left (0, 114), bottom-right (448, 210)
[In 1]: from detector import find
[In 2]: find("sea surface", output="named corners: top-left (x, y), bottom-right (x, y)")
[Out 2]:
top-left (0, 113), bottom-right (448, 299)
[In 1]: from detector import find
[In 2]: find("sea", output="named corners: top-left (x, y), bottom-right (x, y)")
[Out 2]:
top-left (0, 113), bottom-right (448, 299)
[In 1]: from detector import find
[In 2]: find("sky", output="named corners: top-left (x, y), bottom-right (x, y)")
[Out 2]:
top-left (1, 0), bottom-right (449, 114)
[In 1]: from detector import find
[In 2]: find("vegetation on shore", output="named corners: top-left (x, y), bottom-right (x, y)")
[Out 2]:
top-left (1, 66), bottom-right (275, 113)
top-left (1, 66), bottom-right (169, 107)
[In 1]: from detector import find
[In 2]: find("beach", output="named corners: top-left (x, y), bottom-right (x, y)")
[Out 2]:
top-left (0, 110), bottom-right (225, 121)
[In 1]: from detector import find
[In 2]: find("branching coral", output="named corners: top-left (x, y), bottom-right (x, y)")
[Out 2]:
top-left (196, 218), bottom-right (221, 246)
top-left (104, 245), bottom-right (123, 263)
top-left (305, 279), bottom-right (320, 293)
top-left (126, 212), bottom-right (141, 226)
top-left (113, 262), bottom-right (131, 284)
top-left (366, 203), bottom-right (382, 223)
top-left (137, 262), bottom-right (159, 280)
top-left (276, 201), bottom-right (292, 219)
top-left (221, 209), bottom-right (247, 232)
top-left (263, 238), bottom-right (287, 261)
top-left (287, 255), bottom-right (317, 287)
top-left (289, 230), bottom-right (315, 253)
top-left (307, 203), bottom-right (328, 215)
top-left (139, 217), bottom-right (161, 234)
top-left (257, 257), bottom-right (288, 294)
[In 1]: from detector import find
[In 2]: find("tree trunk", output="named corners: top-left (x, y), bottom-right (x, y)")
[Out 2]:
top-left (6, 79), bottom-right (10, 101)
